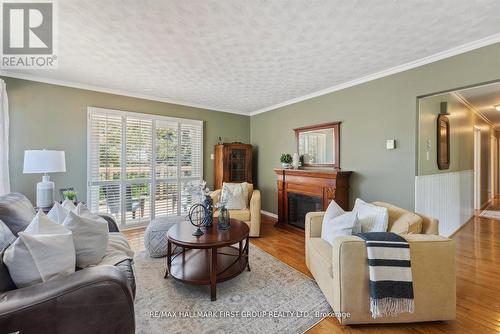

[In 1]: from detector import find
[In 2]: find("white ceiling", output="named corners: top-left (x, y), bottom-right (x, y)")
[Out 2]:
top-left (3, 0), bottom-right (500, 115)
top-left (458, 82), bottom-right (500, 126)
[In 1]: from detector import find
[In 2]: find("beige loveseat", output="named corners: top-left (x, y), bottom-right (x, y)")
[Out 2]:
top-left (305, 201), bottom-right (456, 325)
top-left (210, 183), bottom-right (261, 237)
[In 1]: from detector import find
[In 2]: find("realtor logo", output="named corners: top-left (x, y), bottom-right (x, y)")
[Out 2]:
top-left (1, 0), bottom-right (57, 68)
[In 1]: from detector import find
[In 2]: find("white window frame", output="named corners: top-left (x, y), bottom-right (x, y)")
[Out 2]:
top-left (87, 107), bottom-right (203, 228)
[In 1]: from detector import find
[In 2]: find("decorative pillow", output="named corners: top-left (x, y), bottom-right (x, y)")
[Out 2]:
top-left (47, 201), bottom-right (70, 224)
top-left (0, 192), bottom-right (36, 237)
top-left (221, 182), bottom-right (248, 210)
top-left (0, 219), bottom-right (15, 251)
top-left (352, 198), bottom-right (388, 233)
top-left (62, 211), bottom-right (109, 268)
top-left (61, 199), bottom-right (76, 211)
top-left (321, 212), bottom-right (358, 246)
top-left (74, 203), bottom-right (108, 224)
top-left (371, 202), bottom-right (423, 234)
top-left (3, 211), bottom-right (75, 288)
top-left (25, 210), bottom-right (69, 234)
top-left (322, 200), bottom-right (345, 227)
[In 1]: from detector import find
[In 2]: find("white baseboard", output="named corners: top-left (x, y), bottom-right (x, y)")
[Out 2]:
top-left (261, 210), bottom-right (278, 219)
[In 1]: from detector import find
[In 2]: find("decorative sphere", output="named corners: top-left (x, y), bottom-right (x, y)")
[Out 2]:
top-left (189, 203), bottom-right (206, 228)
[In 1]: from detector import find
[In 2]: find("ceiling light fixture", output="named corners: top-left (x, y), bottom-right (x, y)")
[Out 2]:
top-left (496, 104), bottom-right (500, 111)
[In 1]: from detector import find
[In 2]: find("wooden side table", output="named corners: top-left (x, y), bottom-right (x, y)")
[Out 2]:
top-left (165, 218), bottom-right (250, 301)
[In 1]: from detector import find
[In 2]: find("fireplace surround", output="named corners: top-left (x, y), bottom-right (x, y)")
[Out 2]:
top-left (274, 168), bottom-right (352, 226)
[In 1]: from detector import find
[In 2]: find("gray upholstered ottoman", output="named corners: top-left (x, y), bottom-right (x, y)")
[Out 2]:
top-left (144, 219), bottom-right (176, 258)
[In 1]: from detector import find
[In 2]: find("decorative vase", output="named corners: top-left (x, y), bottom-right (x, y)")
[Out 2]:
top-left (202, 195), bottom-right (213, 227)
top-left (292, 153), bottom-right (300, 169)
top-left (218, 205), bottom-right (230, 230)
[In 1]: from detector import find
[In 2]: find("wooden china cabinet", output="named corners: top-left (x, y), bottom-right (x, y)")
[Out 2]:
top-left (214, 143), bottom-right (253, 189)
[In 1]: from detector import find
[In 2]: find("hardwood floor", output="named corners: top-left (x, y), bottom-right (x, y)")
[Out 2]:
top-left (124, 205), bottom-right (500, 334)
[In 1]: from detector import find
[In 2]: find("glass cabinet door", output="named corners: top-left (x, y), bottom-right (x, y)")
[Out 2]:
top-left (228, 148), bottom-right (247, 182)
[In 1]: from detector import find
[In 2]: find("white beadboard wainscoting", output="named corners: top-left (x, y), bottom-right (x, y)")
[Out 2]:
top-left (415, 170), bottom-right (473, 237)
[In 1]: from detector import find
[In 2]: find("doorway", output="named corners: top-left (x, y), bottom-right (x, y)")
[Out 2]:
top-left (417, 81), bottom-right (500, 234)
top-left (491, 136), bottom-right (497, 201)
top-left (474, 127), bottom-right (481, 210)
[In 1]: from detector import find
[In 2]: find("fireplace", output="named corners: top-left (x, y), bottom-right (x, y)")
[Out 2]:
top-left (274, 168), bottom-right (352, 225)
top-left (287, 192), bottom-right (322, 229)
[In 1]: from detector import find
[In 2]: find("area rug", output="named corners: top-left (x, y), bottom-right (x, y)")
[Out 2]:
top-left (479, 210), bottom-right (500, 219)
top-left (134, 245), bottom-right (332, 333)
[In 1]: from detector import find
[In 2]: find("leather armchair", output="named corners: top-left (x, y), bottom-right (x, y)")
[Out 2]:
top-left (0, 193), bottom-right (136, 334)
top-left (211, 183), bottom-right (261, 237)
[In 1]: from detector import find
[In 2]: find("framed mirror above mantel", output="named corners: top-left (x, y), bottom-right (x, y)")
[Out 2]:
top-left (274, 121), bottom-right (351, 228)
top-left (294, 122), bottom-right (340, 169)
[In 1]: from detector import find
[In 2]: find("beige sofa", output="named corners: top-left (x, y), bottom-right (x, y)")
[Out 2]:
top-left (210, 183), bottom-right (261, 237)
top-left (305, 201), bottom-right (456, 325)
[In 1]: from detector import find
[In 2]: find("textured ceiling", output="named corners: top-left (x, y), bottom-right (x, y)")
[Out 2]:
top-left (4, 0), bottom-right (500, 114)
top-left (459, 83), bottom-right (500, 126)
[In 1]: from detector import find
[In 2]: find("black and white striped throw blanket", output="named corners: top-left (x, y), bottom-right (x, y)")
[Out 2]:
top-left (357, 232), bottom-right (415, 318)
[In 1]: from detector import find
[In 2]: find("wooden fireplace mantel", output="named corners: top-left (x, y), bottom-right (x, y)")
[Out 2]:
top-left (274, 168), bottom-right (352, 225)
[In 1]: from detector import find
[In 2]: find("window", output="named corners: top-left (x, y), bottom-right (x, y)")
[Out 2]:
top-left (87, 107), bottom-right (203, 227)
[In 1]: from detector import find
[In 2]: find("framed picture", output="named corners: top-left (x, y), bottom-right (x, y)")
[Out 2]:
top-left (59, 187), bottom-right (77, 202)
top-left (437, 114), bottom-right (450, 170)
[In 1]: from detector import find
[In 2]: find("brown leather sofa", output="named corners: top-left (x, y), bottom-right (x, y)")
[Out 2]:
top-left (0, 193), bottom-right (136, 334)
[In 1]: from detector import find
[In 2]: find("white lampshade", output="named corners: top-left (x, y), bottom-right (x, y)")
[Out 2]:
top-left (23, 150), bottom-right (66, 174)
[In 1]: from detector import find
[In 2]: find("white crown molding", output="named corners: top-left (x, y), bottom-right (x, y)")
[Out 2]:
top-left (2, 32), bottom-right (500, 117)
top-left (452, 91), bottom-right (494, 126)
top-left (250, 32), bottom-right (500, 116)
top-left (0, 70), bottom-right (249, 116)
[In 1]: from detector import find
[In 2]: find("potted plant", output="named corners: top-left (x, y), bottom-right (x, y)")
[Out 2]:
top-left (63, 190), bottom-right (77, 203)
top-left (280, 153), bottom-right (293, 169)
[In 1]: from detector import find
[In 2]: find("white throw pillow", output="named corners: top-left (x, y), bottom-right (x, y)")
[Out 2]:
top-left (62, 211), bottom-right (109, 268)
top-left (47, 201), bottom-right (70, 224)
top-left (61, 199), bottom-right (76, 211)
top-left (322, 200), bottom-right (345, 227)
top-left (0, 219), bottom-right (15, 251)
top-left (3, 211), bottom-right (75, 288)
top-left (74, 203), bottom-right (108, 224)
top-left (352, 198), bottom-right (389, 233)
top-left (321, 212), bottom-right (358, 246)
top-left (221, 183), bottom-right (248, 210)
top-left (25, 210), bottom-right (69, 234)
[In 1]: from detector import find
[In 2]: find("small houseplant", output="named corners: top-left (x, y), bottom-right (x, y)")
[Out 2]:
top-left (280, 153), bottom-right (293, 169)
top-left (63, 190), bottom-right (77, 202)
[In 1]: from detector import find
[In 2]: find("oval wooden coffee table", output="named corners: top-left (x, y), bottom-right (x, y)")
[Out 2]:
top-left (165, 218), bottom-right (250, 301)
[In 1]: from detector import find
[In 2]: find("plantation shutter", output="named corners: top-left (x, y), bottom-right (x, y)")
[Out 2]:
top-left (88, 112), bottom-right (123, 222)
top-left (155, 120), bottom-right (179, 217)
top-left (179, 123), bottom-right (203, 214)
top-left (87, 107), bottom-right (203, 227)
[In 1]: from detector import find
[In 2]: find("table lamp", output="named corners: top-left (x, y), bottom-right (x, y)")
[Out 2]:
top-left (23, 150), bottom-right (66, 208)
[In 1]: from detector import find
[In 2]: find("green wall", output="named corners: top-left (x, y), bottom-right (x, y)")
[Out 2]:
top-left (2, 77), bottom-right (250, 203)
top-left (251, 43), bottom-right (500, 213)
top-left (5, 42), bottom-right (500, 213)
top-left (418, 93), bottom-right (493, 205)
